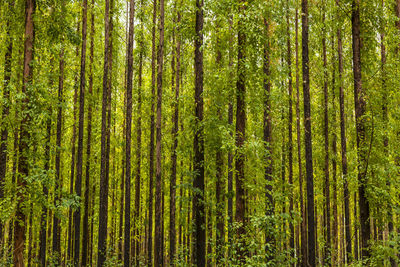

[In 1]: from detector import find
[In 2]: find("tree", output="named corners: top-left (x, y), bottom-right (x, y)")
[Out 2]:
top-left (98, 0), bottom-right (111, 264)
top-left (351, 0), bottom-right (370, 258)
top-left (301, 0), bottom-right (316, 264)
top-left (193, 0), bottom-right (206, 265)
top-left (14, 0), bottom-right (35, 265)
top-left (235, 0), bottom-right (247, 261)
top-left (154, 0), bottom-right (165, 264)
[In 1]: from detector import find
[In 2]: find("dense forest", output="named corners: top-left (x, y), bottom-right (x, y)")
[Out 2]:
top-left (0, 0), bottom-right (400, 265)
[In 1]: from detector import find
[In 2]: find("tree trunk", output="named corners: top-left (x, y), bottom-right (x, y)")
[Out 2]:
top-left (14, 0), bottom-right (35, 265)
top-left (335, 2), bottom-right (352, 261)
top-left (124, 0), bottom-right (134, 266)
top-left (301, 0), bottom-right (316, 264)
top-left (330, 33), bottom-right (338, 266)
top-left (52, 46), bottom-right (64, 265)
top-left (135, 2), bottom-right (143, 263)
top-left (0, 0), bottom-right (14, 245)
top-left (73, 0), bottom-right (88, 264)
top-left (235, 0), bottom-right (247, 261)
top-left (68, 22), bottom-right (80, 262)
top-left (193, 0), bottom-right (206, 266)
top-left (351, 0), bottom-right (370, 258)
top-left (285, 1), bottom-right (295, 257)
top-left (98, 0), bottom-right (111, 264)
top-left (154, 0), bottom-right (165, 263)
top-left (263, 18), bottom-right (274, 258)
top-left (170, 4), bottom-right (180, 263)
top-left (40, 104), bottom-right (52, 266)
top-left (147, 0), bottom-right (157, 264)
top-left (81, 0), bottom-right (94, 263)
top-left (322, 7), bottom-right (331, 265)
top-left (295, 8), bottom-right (307, 266)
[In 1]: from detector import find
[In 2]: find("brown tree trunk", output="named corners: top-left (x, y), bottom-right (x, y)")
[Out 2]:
top-left (134, 1), bottom-right (143, 263)
top-left (193, 0), bottom-right (206, 265)
top-left (301, 0), bottom-right (316, 263)
top-left (73, 0), bottom-right (88, 264)
top-left (124, 0), bottom-right (134, 266)
top-left (235, 0), bottom-right (247, 261)
top-left (215, 23), bottom-right (224, 265)
top-left (14, 0), bottom-right (35, 265)
top-left (335, 2), bottom-right (352, 261)
top-left (170, 3), bottom-right (181, 263)
top-left (0, 0), bottom-right (14, 245)
top-left (227, 16), bottom-right (234, 256)
top-left (263, 18), bottom-right (274, 258)
top-left (68, 22), bottom-right (80, 262)
top-left (154, 0), bottom-right (165, 264)
top-left (98, 0), bottom-right (111, 264)
top-left (52, 47), bottom-right (64, 265)
top-left (81, 0), bottom-right (94, 263)
top-left (285, 1), bottom-right (295, 257)
top-left (322, 7), bottom-right (331, 266)
top-left (295, 9), bottom-right (307, 266)
top-left (330, 33), bottom-right (338, 266)
top-left (40, 104), bottom-right (52, 266)
top-left (351, 0), bottom-right (370, 258)
top-left (147, 0), bottom-right (157, 264)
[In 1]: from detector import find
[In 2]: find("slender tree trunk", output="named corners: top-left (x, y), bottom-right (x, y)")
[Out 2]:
top-left (335, 2), bottom-right (352, 262)
top-left (330, 33), bottom-right (338, 266)
top-left (14, 0), bottom-right (35, 265)
top-left (124, 0), bottom-right (134, 265)
top-left (98, 0), bottom-right (111, 264)
top-left (285, 2), bottom-right (295, 257)
top-left (73, 0), bottom-right (88, 264)
top-left (193, 0), bottom-right (206, 265)
top-left (301, 0), bottom-right (316, 263)
top-left (81, 0), bottom-right (94, 263)
top-left (52, 46), bottom-right (64, 264)
top-left (0, 0), bottom-right (14, 248)
top-left (236, 0), bottom-right (247, 261)
top-left (170, 3), bottom-right (180, 263)
top-left (154, 0), bottom-right (165, 263)
top-left (135, 2), bottom-right (143, 263)
top-left (295, 9), bottom-right (307, 266)
top-left (147, 0), bottom-right (157, 264)
top-left (68, 23), bottom-right (80, 261)
top-left (351, 0), bottom-right (370, 258)
top-left (321, 7), bottom-right (331, 265)
top-left (40, 103), bottom-right (52, 266)
top-left (263, 18), bottom-right (274, 258)
top-left (227, 16), bottom-right (234, 257)
top-left (215, 23), bottom-right (224, 265)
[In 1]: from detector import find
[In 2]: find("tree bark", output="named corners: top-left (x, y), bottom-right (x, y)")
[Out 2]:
top-left (170, 3), bottom-right (180, 263)
top-left (295, 8), bottom-right (307, 266)
top-left (98, 0), bottom-right (111, 264)
top-left (82, 0), bottom-right (94, 263)
top-left (134, 1), bottom-right (143, 263)
top-left (154, 0), bottom-right (165, 264)
top-left (351, 0), bottom-right (370, 258)
top-left (263, 18), bottom-right (274, 258)
top-left (52, 46), bottom-right (64, 265)
top-left (0, 0), bottom-right (14, 245)
top-left (14, 0), bottom-right (35, 265)
top-left (193, 0), bottom-right (206, 265)
top-left (286, 1), bottom-right (295, 257)
top-left (147, 0), bottom-right (157, 264)
top-left (235, 0), bottom-right (247, 261)
top-left (73, 0), bottom-right (88, 264)
top-left (322, 7), bottom-right (331, 266)
top-left (124, 0), bottom-right (135, 266)
top-left (301, 0), bottom-right (316, 264)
